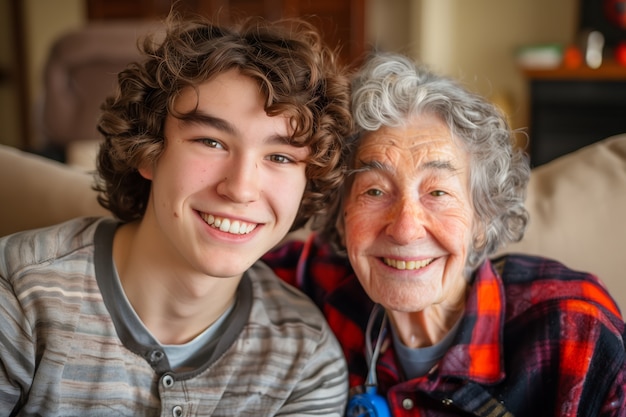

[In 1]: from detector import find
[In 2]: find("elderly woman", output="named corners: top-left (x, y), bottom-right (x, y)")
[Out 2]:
top-left (265, 52), bottom-right (626, 416)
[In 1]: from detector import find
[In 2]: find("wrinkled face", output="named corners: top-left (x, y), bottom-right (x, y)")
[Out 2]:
top-left (343, 113), bottom-right (475, 313)
top-left (139, 69), bottom-right (309, 279)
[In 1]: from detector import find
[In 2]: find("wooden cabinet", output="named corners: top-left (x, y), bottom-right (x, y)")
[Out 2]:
top-left (86, 0), bottom-right (366, 66)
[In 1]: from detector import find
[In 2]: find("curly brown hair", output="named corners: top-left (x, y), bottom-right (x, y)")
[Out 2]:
top-left (95, 14), bottom-right (352, 230)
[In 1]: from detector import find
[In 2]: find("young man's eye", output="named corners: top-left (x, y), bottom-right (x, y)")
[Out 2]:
top-left (268, 154), bottom-right (294, 164)
top-left (199, 138), bottom-right (223, 149)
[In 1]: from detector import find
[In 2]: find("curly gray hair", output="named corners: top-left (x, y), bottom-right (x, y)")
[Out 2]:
top-left (318, 52), bottom-right (530, 271)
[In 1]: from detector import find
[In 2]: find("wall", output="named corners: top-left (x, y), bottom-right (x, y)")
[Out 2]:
top-left (410, 0), bottom-right (579, 132)
top-left (365, 0), bottom-right (413, 55)
top-left (0, 0), bottom-right (19, 147)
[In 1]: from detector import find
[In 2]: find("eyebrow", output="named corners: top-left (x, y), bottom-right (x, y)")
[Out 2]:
top-left (177, 110), bottom-right (293, 145)
top-left (353, 158), bottom-right (458, 175)
top-left (178, 111), bottom-right (237, 135)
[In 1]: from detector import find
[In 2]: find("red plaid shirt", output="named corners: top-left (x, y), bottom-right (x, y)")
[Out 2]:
top-left (263, 234), bottom-right (626, 416)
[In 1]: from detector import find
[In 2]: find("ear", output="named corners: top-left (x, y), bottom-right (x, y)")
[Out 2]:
top-left (471, 219), bottom-right (488, 253)
top-left (138, 163), bottom-right (154, 181)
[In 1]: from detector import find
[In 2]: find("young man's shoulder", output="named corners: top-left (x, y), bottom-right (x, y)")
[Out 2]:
top-left (248, 260), bottom-right (333, 334)
top-left (0, 216), bottom-right (105, 279)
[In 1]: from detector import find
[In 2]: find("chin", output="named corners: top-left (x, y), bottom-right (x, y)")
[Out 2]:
top-left (199, 256), bottom-right (257, 279)
top-left (374, 283), bottom-right (441, 313)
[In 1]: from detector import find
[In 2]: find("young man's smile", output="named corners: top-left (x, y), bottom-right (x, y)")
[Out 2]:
top-left (199, 212), bottom-right (258, 235)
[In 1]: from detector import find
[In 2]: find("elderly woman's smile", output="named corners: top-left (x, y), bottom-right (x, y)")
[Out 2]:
top-left (382, 256), bottom-right (434, 270)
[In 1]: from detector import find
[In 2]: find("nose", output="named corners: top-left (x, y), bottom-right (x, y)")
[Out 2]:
top-left (385, 197), bottom-right (427, 244)
top-left (216, 158), bottom-right (261, 204)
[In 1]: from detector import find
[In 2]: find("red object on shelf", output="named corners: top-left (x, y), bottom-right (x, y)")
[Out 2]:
top-left (616, 42), bottom-right (626, 66)
top-left (563, 45), bottom-right (583, 68)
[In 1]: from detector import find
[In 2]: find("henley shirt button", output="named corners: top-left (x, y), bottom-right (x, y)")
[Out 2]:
top-left (402, 398), bottom-right (414, 410)
top-left (162, 374), bottom-right (175, 388)
top-left (442, 398), bottom-right (453, 406)
top-left (172, 405), bottom-right (183, 417)
top-left (149, 350), bottom-right (165, 364)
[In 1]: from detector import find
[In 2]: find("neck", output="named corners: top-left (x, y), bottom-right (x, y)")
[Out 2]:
top-left (113, 221), bottom-right (241, 345)
top-left (387, 291), bottom-right (467, 348)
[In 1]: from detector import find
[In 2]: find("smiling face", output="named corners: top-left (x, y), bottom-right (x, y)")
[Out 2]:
top-left (138, 69), bottom-right (309, 280)
top-left (343, 113), bottom-right (475, 314)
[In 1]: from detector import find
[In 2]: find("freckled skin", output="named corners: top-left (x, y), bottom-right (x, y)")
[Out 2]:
top-left (343, 113), bottom-right (476, 346)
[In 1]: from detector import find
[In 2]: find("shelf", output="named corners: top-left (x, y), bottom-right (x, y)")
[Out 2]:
top-left (522, 59), bottom-right (626, 80)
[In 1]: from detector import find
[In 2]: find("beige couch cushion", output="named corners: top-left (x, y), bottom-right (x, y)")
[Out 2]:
top-left (0, 145), bottom-right (109, 237)
top-left (501, 134), bottom-right (626, 310)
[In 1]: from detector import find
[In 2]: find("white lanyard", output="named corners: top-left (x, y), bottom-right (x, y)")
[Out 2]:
top-left (365, 304), bottom-right (388, 387)
top-left (346, 304), bottom-right (392, 417)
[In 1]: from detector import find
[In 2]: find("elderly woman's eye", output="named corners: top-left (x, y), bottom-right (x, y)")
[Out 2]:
top-left (366, 189), bottom-right (384, 197)
top-left (431, 190), bottom-right (447, 197)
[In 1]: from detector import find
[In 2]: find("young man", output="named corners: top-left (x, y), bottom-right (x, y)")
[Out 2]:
top-left (0, 15), bottom-right (352, 416)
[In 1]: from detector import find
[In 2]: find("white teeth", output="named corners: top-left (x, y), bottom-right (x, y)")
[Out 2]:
top-left (219, 219), bottom-right (230, 232)
top-left (383, 257), bottom-right (433, 270)
top-left (201, 213), bottom-right (257, 235)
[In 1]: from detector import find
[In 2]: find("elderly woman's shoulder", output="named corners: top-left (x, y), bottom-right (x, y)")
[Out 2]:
top-left (493, 254), bottom-right (623, 326)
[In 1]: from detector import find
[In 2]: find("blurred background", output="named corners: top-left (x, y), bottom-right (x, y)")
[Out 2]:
top-left (1, 0), bottom-right (625, 168)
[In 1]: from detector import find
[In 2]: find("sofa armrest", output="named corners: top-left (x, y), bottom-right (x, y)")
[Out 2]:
top-left (0, 145), bottom-right (110, 236)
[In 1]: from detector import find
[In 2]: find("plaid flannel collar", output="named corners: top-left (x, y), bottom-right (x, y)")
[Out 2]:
top-left (436, 259), bottom-right (506, 383)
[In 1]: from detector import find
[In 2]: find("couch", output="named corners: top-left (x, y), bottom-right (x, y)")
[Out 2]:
top-left (1, 135), bottom-right (625, 310)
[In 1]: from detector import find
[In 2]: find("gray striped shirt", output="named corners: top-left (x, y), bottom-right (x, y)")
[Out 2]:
top-left (0, 217), bottom-right (348, 416)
